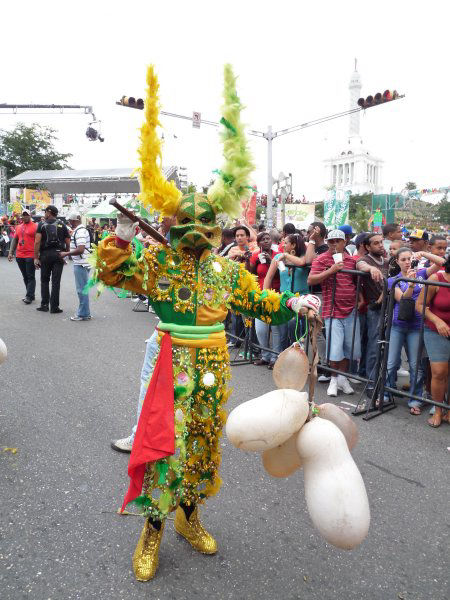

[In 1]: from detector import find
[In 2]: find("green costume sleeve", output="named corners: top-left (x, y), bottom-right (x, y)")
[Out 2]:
top-left (93, 237), bottom-right (158, 296)
top-left (229, 264), bottom-right (295, 325)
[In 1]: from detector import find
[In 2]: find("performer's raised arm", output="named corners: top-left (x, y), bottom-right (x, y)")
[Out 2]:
top-left (94, 215), bottom-right (158, 295)
top-left (229, 263), bottom-right (320, 325)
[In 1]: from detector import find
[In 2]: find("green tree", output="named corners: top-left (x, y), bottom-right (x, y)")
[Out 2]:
top-left (0, 122), bottom-right (72, 179)
top-left (405, 181), bottom-right (416, 190)
top-left (349, 203), bottom-right (371, 232)
top-left (315, 202), bottom-right (324, 219)
top-left (349, 193), bottom-right (372, 231)
top-left (435, 198), bottom-right (450, 226)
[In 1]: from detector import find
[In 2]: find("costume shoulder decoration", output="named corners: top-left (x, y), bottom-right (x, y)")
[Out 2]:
top-left (207, 64), bottom-right (254, 219)
top-left (135, 65), bottom-right (182, 217)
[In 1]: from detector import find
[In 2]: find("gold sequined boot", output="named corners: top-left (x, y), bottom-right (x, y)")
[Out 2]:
top-left (174, 506), bottom-right (217, 554)
top-left (132, 519), bottom-right (165, 581)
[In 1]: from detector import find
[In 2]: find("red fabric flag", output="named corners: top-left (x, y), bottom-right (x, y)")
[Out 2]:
top-left (121, 332), bottom-right (175, 511)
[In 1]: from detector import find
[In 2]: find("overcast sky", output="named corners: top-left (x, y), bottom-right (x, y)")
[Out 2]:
top-left (2, 1), bottom-right (448, 201)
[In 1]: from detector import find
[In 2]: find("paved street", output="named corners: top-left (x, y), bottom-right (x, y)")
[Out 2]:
top-left (0, 258), bottom-right (448, 600)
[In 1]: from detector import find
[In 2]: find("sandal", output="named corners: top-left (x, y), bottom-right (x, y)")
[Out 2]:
top-left (410, 406), bottom-right (421, 416)
top-left (427, 415), bottom-right (442, 428)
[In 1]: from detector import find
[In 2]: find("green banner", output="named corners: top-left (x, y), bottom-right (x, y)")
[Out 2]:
top-left (324, 190), bottom-right (350, 228)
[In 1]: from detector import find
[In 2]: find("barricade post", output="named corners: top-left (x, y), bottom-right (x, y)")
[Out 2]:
top-left (372, 276), bottom-right (450, 415)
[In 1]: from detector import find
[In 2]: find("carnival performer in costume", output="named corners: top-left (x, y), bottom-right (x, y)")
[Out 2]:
top-left (92, 64), bottom-right (318, 581)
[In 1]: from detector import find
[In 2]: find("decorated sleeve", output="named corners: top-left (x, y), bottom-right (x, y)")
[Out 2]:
top-left (91, 236), bottom-right (157, 295)
top-left (229, 264), bottom-right (295, 325)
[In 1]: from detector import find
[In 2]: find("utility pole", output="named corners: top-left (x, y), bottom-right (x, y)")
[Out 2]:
top-left (265, 126), bottom-right (274, 228)
top-left (0, 167), bottom-right (7, 216)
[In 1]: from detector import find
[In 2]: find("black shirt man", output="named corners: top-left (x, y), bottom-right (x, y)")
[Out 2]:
top-left (34, 205), bottom-right (70, 313)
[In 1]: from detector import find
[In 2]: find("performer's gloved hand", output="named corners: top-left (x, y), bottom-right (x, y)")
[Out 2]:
top-left (115, 213), bottom-right (139, 248)
top-left (287, 294), bottom-right (321, 314)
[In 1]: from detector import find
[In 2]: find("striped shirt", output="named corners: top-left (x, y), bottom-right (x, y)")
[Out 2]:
top-left (309, 252), bottom-right (357, 319)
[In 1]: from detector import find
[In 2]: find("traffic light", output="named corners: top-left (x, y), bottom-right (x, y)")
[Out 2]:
top-left (357, 90), bottom-right (401, 109)
top-left (116, 96), bottom-right (144, 109)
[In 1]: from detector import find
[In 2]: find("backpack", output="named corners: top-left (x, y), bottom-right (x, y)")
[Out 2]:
top-left (42, 220), bottom-right (63, 250)
top-left (85, 225), bottom-right (95, 245)
top-left (73, 226), bottom-right (92, 254)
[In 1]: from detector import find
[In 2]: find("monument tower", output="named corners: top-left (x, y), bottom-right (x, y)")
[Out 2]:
top-left (324, 60), bottom-right (383, 195)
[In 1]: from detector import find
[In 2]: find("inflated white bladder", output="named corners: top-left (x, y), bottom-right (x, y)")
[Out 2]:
top-left (296, 417), bottom-right (370, 550)
top-left (272, 344), bottom-right (309, 391)
top-left (0, 338), bottom-right (7, 365)
top-left (318, 403), bottom-right (359, 450)
top-left (262, 433), bottom-right (302, 478)
top-left (226, 389), bottom-right (309, 451)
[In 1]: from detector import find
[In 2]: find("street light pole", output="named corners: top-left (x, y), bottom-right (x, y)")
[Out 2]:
top-left (265, 125), bottom-right (274, 228)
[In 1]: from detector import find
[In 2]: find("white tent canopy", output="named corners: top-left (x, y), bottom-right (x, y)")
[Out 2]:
top-left (84, 197), bottom-right (126, 218)
top-left (8, 167), bottom-right (179, 194)
top-left (84, 197), bottom-right (152, 219)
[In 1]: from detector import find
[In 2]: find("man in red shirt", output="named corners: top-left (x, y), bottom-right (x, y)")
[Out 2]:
top-left (308, 229), bottom-right (360, 397)
top-left (8, 210), bottom-right (38, 304)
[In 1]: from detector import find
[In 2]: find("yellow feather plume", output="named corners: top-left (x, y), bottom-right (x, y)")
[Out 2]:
top-left (135, 65), bottom-right (182, 216)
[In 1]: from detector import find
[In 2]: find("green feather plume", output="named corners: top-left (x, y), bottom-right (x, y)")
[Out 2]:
top-left (207, 64), bottom-right (254, 218)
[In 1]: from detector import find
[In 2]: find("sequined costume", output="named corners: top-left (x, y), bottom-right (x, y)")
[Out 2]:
top-left (93, 63), bottom-right (301, 581)
top-left (95, 233), bottom-right (296, 520)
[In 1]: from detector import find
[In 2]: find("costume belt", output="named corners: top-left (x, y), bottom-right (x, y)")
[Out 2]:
top-left (157, 322), bottom-right (226, 348)
top-left (121, 322), bottom-right (225, 511)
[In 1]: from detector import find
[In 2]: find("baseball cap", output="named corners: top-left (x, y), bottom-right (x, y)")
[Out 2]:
top-left (354, 232), bottom-right (368, 248)
top-left (326, 229), bottom-right (346, 241)
top-left (67, 210), bottom-right (81, 221)
top-left (338, 224), bottom-right (353, 236)
top-left (46, 205), bottom-right (58, 216)
top-left (22, 209), bottom-right (31, 216)
top-left (409, 229), bottom-right (429, 241)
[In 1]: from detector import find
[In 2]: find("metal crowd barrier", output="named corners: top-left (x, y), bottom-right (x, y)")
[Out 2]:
top-left (375, 276), bottom-right (450, 415)
top-left (225, 264), bottom-right (449, 421)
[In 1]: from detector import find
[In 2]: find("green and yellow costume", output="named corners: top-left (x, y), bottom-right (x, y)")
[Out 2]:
top-left (94, 64), bottom-right (298, 580)
top-left (95, 231), bottom-right (296, 520)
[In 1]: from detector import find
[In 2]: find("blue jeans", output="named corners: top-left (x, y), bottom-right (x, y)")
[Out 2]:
top-left (386, 325), bottom-right (424, 407)
top-left (350, 312), bottom-right (368, 377)
top-left (324, 310), bottom-right (361, 362)
top-left (365, 308), bottom-right (381, 387)
top-left (254, 319), bottom-right (284, 364)
top-left (73, 265), bottom-right (91, 318)
top-left (131, 330), bottom-right (159, 440)
top-left (278, 317), bottom-right (306, 349)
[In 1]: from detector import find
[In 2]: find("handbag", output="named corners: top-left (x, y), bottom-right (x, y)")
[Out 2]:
top-left (397, 297), bottom-right (415, 321)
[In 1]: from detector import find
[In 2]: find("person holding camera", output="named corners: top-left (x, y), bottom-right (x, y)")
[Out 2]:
top-left (264, 232), bottom-right (316, 350)
top-left (249, 231), bottom-right (281, 366)
top-left (227, 225), bottom-right (257, 347)
top-left (8, 210), bottom-right (38, 304)
top-left (385, 248), bottom-right (430, 414)
top-left (356, 233), bottom-right (389, 392)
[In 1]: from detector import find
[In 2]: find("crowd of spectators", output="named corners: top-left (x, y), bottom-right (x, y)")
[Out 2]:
top-left (212, 219), bottom-right (449, 428)
top-left (3, 208), bottom-right (449, 428)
